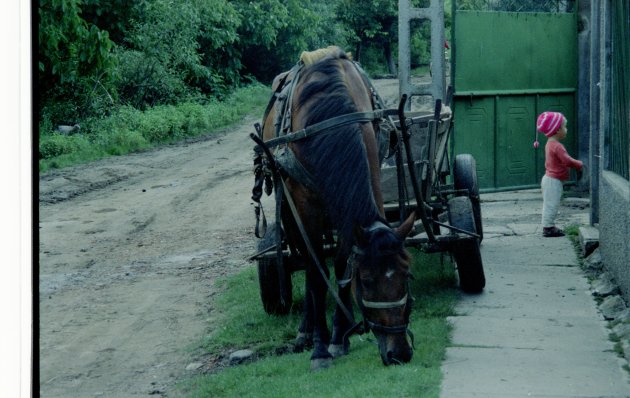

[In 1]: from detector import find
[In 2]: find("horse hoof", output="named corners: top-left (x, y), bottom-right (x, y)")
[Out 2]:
top-left (310, 357), bottom-right (333, 371)
top-left (294, 333), bottom-right (313, 353)
top-left (328, 344), bottom-right (349, 357)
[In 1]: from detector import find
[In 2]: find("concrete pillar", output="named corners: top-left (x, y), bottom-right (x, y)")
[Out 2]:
top-left (589, 0), bottom-right (601, 225)
top-left (398, 0), bottom-right (445, 109)
top-left (577, 0), bottom-right (591, 194)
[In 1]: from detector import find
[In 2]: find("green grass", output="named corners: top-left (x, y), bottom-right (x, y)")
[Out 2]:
top-left (178, 249), bottom-right (458, 398)
top-left (564, 224), bottom-right (580, 238)
top-left (564, 223), bottom-right (587, 268)
top-left (411, 65), bottom-right (431, 76)
top-left (38, 83), bottom-right (270, 173)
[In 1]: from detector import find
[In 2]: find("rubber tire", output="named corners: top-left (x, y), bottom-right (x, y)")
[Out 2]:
top-left (257, 224), bottom-right (293, 315)
top-left (448, 196), bottom-right (486, 293)
top-left (453, 154), bottom-right (483, 242)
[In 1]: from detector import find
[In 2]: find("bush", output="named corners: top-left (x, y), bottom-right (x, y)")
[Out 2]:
top-left (104, 129), bottom-right (149, 155)
top-left (39, 82), bottom-right (271, 172)
top-left (39, 134), bottom-right (91, 160)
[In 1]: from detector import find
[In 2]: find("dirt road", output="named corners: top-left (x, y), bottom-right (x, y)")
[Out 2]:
top-left (38, 79), bottom-right (415, 397)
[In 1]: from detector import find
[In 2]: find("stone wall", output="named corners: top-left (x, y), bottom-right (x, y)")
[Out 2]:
top-left (598, 172), bottom-right (630, 301)
top-left (588, 1), bottom-right (630, 302)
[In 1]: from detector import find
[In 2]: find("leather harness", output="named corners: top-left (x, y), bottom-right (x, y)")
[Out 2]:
top-left (250, 59), bottom-right (413, 342)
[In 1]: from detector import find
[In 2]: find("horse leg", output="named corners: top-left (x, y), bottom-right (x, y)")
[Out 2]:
top-left (329, 248), bottom-right (354, 357)
top-left (279, 199), bottom-right (314, 352)
top-left (306, 228), bottom-right (332, 370)
top-left (281, 182), bottom-right (330, 369)
top-left (294, 276), bottom-right (314, 353)
top-left (307, 245), bottom-right (333, 370)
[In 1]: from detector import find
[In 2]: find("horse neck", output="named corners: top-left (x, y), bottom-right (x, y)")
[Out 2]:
top-left (294, 113), bottom-right (381, 245)
top-left (293, 56), bottom-right (383, 243)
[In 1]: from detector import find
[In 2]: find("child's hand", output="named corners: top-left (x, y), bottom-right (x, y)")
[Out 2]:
top-left (576, 164), bottom-right (586, 180)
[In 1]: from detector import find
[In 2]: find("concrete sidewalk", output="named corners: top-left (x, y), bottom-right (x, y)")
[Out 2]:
top-left (440, 189), bottom-right (630, 398)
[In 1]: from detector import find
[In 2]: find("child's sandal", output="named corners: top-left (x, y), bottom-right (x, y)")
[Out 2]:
top-left (543, 226), bottom-right (565, 237)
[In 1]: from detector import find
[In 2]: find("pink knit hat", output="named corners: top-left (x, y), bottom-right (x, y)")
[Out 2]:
top-left (534, 111), bottom-right (565, 148)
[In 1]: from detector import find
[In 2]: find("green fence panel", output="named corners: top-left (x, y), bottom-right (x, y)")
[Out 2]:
top-left (452, 7), bottom-right (577, 191)
top-left (453, 97), bottom-right (495, 189)
top-left (496, 96), bottom-right (537, 187)
top-left (453, 11), bottom-right (577, 93)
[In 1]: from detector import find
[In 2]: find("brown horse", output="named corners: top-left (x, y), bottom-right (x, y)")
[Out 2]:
top-left (261, 47), bottom-right (416, 370)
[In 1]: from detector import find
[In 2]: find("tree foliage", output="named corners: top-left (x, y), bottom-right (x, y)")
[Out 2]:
top-left (38, 0), bottom-right (117, 121)
top-left (117, 0), bottom-right (207, 107)
top-left (237, 0), bottom-right (347, 83)
top-left (38, 0), bottom-right (435, 129)
top-left (335, 0), bottom-right (398, 65)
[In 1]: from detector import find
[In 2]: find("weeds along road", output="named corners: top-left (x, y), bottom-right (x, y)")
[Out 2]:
top-left (37, 79), bottom-right (405, 397)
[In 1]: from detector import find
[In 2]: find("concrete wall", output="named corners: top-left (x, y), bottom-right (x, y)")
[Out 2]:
top-left (598, 172), bottom-right (630, 300)
top-left (590, 0), bottom-right (630, 302)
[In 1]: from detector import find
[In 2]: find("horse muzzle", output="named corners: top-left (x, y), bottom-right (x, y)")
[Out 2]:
top-left (376, 331), bottom-right (413, 365)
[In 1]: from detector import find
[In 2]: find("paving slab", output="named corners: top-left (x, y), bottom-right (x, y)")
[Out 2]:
top-left (481, 235), bottom-right (578, 267)
top-left (442, 347), bottom-right (628, 397)
top-left (456, 264), bottom-right (592, 319)
top-left (505, 222), bottom-right (540, 236)
top-left (440, 190), bottom-right (630, 397)
top-left (448, 316), bottom-right (612, 352)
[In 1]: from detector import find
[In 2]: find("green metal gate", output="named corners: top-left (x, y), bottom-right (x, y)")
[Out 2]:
top-left (451, 1), bottom-right (578, 191)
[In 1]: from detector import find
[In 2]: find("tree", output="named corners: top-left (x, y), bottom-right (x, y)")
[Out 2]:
top-left (116, 0), bottom-right (243, 107)
top-left (194, 0), bottom-right (242, 94)
top-left (235, 0), bottom-right (348, 83)
top-left (335, 0), bottom-right (398, 74)
top-left (38, 0), bottom-right (116, 121)
top-left (80, 0), bottom-right (141, 44)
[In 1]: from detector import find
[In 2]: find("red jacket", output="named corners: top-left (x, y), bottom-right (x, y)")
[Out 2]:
top-left (545, 140), bottom-right (583, 181)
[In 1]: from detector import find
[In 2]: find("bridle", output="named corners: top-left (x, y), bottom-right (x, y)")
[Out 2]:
top-left (345, 221), bottom-right (414, 341)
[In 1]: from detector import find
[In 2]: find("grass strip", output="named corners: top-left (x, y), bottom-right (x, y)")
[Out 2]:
top-left (179, 249), bottom-right (458, 398)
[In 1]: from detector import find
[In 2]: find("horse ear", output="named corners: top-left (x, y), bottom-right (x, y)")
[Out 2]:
top-left (394, 211), bottom-right (416, 240)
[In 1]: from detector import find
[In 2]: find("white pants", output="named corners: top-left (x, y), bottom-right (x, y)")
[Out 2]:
top-left (541, 175), bottom-right (563, 228)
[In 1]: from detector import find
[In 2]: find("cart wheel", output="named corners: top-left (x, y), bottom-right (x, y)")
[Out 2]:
top-left (448, 196), bottom-right (485, 293)
top-left (453, 154), bottom-right (483, 242)
top-left (257, 224), bottom-right (293, 315)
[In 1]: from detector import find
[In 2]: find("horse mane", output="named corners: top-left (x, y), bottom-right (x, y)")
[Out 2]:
top-left (294, 49), bottom-right (381, 245)
top-left (300, 46), bottom-right (353, 66)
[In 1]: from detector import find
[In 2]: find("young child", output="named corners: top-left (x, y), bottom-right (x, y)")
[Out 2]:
top-left (535, 111), bottom-right (583, 237)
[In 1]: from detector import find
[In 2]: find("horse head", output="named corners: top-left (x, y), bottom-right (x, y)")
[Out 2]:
top-left (352, 212), bottom-right (416, 365)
